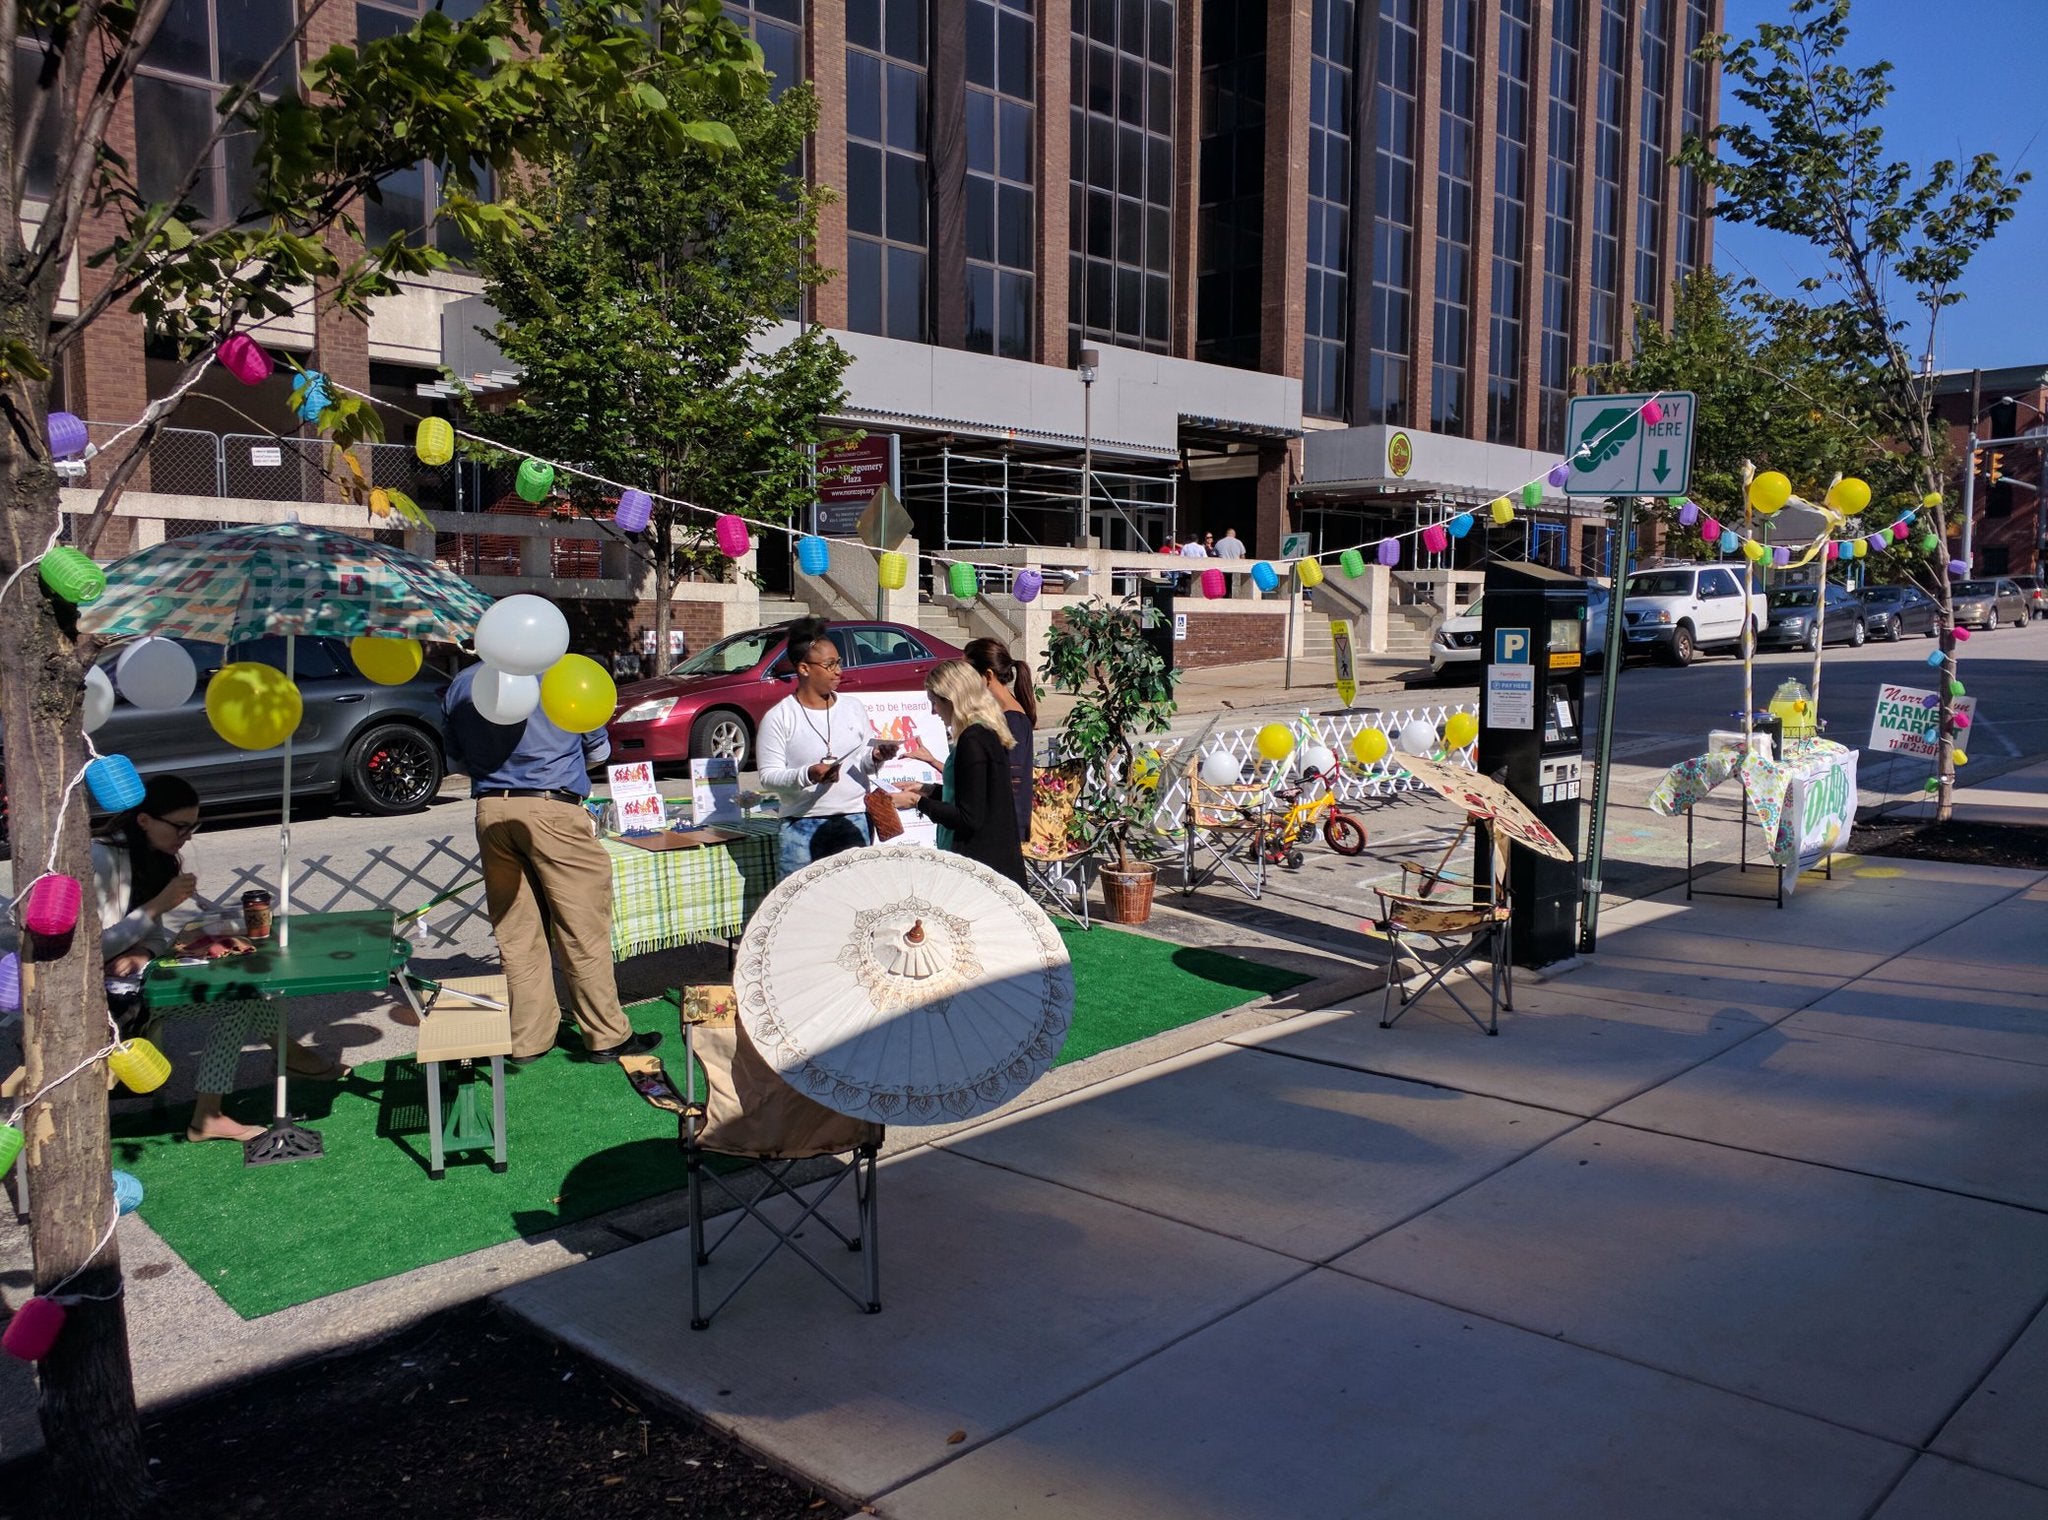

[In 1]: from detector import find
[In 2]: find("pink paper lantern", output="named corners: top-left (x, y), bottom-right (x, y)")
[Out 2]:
top-left (217, 334), bottom-right (273, 386)
top-left (1201, 567), bottom-right (1226, 599)
top-left (1953, 711), bottom-right (1972, 728)
top-left (23, 875), bottom-right (81, 937)
top-left (1641, 400), bottom-right (1664, 425)
top-left (1954, 626), bottom-right (1973, 642)
top-left (1, 1296), bottom-right (64, 1362)
top-left (1421, 524), bottom-right (1449, 554)
top-left (1891, 521), bottom-right (1908, 541)
top-left (713, 514), bottom-right (751, 559)
top-left (1700, 516), bottom-right (1722, 541)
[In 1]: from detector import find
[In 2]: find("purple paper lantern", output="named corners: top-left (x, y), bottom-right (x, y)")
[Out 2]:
top-left (1546, 462), bottom-right (1570, 487)
top-left (0, 952), bottom-right (18, 1013)
top-left (1771, 546), bottom-right (1791, 567)
top-left (1376, 537), bottom-right (1401, 567)
top-left (1948, 558), bottom-right (1969, 577)
top-left (1677, 499), bottom-right (1700, 527)
top-left (46, 412), bottom-right (88, 460)
top-left (1013, 568), bottom-right (1043, 603)
top-left (614, 489), bottom-right (654, 534)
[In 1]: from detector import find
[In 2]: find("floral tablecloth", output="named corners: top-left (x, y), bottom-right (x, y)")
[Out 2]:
top-left (1649, 737), bottom-right (1854, 874)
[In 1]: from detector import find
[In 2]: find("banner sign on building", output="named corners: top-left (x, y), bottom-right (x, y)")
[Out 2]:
top-left (816, 433), bottom-right (899, 538)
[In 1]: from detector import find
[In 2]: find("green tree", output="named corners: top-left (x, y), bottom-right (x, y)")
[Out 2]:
top-left (1682, 0), bottom-right (2028, 818)
top-left (464, 62), bottom-right (849, 667)
top-left (0, 3), bottom-right (760, 1511)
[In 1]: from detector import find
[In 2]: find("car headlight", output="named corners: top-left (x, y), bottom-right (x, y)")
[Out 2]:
top-left (615, 696), bottom-right (677, 724)
top-left (1655, 610), bottom-right (1672, 624)
top-left (1780, 616), bottom-right (1807, 631)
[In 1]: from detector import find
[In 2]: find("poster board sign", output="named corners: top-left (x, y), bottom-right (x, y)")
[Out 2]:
top-left (1785, 747), bottom-right (1857, 895)
top-left (607, 761), bottom-right (668, 835)
top-left (1329, 619), bottom-right (1356, 706)
top-left (816, 433), bottom-right (898, 537)
top-left (860, 690), bottom-right (951, 848)
top-left (1869, 683), bottom-right (1976, 760)
top-left (690, 758), bottom-right (742, 828)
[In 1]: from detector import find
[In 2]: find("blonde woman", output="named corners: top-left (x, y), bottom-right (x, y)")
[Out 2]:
top-left (891, 659), bottom-right (1026, 885)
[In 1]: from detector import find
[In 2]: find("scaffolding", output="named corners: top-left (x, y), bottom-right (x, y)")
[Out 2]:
top-left (902, 450), bottom-right (1178, 558)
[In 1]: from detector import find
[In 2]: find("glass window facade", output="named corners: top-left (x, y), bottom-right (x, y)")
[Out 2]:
top-left (1538, 0), bottom-right (1582, 449)
top-left (1674, 0), bottom-right (1709, 279)
top-left (359, 0), bottom-right (497, 259)
top-left (1486, 0), bottom-right (1530, 443)
top-left (138, 0), bottom-right (299, 223)
top-left (1366, 0), bottom-right (1419, 425)
top-left (1304, 0), bottom-right (1355, 418)
top-left (1429, 0), bottom-right (1477, 433)
top-left (722, 0), bottom-right (805, 95)
top-left (966, 0), bottom-right (1037, 359)
top-left (1070, 0), bottom-right (1176, 356)
top-left (1585, 0), bottom-right (1627, 367)
top-left (1196, 0), bottom-right (1266, 371)
top-left (846, 0), bottom-right (929, 341)
top-left (1633, 0), bottom-right (1670, 310)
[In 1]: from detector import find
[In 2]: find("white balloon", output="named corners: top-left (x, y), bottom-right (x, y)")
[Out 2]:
top-left (82, 665), bottom-right (116, 732)
top-left (1398, 719), bottom-right (1438, 757)
top-left (1199, 749), bottom-right (1242, 787)
top-left (472, 667), bottom-right (540, 725)
top-left (1298, 743), bottom-right (1337, 778)
top-left (114, 636), bottom-right (197, 711)
top-left (474, 594), bottom-right (570, 677)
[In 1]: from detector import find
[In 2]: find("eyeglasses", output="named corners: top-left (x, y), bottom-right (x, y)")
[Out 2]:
top-left (151, 816), bottom-right (200, 838)
top-left (803, 658), bottom-right (844, 672)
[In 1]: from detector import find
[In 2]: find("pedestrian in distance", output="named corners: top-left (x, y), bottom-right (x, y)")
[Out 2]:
top-left (1214, 527), bottom-right (1246, 559)
top-left (963, 636), bottom-right (1036, 842)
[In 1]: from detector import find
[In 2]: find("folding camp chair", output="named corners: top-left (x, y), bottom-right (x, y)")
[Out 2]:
top-left (407, 973), bottom-right (513, 1178)
top-left (1374, 820), bottom-right (1514, 1036)
top-left (1024, 763), bottom-right (1095, 927)
top-left (1181, 773), bottom-right (1272, 900)
top-left (664, 985), bottom-right (883, 1330)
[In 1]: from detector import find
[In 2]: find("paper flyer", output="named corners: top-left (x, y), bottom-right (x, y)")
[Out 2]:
top-left (860, 690), bottom-right (951, 848)
top-left (690, 757), bottom-right (743, 827)
top-left (607, 760), bottom-right (668, 835)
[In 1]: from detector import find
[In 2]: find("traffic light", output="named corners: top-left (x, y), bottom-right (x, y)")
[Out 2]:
top-left (1988, 450), bottom-right (2006, 485)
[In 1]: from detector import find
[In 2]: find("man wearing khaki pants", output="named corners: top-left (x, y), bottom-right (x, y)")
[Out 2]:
top-left (443, 662), bottom-right (661, 1065)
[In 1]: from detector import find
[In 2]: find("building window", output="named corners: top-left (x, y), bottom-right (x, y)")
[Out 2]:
top-left (10, 45), bottom-right (62, 200)
top-left (1674, 0), bottom-right (1709, 279)
top-left (1069, 0), bottom-right (1175, 355)
top-left (723, 0), bottom-right (805, 96)
top-left (1429, 0), bottom-right (1477, 434)
top-left (1367, 0), bottom-right (1420, 426)
top-left (1304, 0), bottom-right (1356, 418)
top-left (137, 0), bottom-right (298, 224)
top-left (1538, 0), bottom-right (1582, 450)
top-left (1585, 0), bottom-right (1627, 368)
top-left (1486, 0), bottom-right (1531, 444)
top-left (847, 0), bottom-right (929, 341)
top-left (1196, 0), bottom-right (1266, 372)
top-left (357, 0), bottom-right (495, 259)
top-left (966, 0), bottom-right (1035, 359)
top-left (1633, 0), bottom-right (1670, 310)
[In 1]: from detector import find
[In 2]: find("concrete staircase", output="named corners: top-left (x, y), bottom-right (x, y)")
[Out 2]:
top-left (1385, 605), bottom-right (1436, 659)
top-left (758, 596), bottom-right (809, 627)
top-left (917, 599), bottom-right (978, 651)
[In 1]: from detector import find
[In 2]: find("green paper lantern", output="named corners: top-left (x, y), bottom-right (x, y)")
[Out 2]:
top-left (1924, 777), bottom-right (1940, 793)
top-left (39, 546), bottom-right (106, 606)
top-left (1521, 480), bottom-right (1543, 508)
top-left (1948, 679), bottom-right (1965, 698)
top-left (1339, 548), bottom-right (1367, 579)
top-left (947, 561), bottom-right (978, 599)
top-left (515, 458), bottom-right (556, 502)
top-left (1918, 533), bottom-right (1939, 554)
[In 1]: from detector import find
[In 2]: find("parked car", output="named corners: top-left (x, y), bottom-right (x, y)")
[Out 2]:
top-left (1758, 584), bottom-right (1867, 652)
top-left (0, 636), bottom-right (448, 825)
top-left (2009, 574), bottom-right (2048, 620)
top-left (1952, 578), bottom-right (2030, 631)
top-left (607, 620), bottom-right (964, 768)
top-left (1621, 564), bottom-right (1763, 665)
top-left (1859, 582), bottom-right (1939, 641)
top-left (1428, 583), bottom-right (1609, 679)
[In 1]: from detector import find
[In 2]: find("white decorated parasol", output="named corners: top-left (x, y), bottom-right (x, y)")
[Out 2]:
top-left (734, 849), bottom-right (1074, 1125)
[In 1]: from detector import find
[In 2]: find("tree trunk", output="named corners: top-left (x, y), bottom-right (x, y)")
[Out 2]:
top-left (1, 454), bottom-right (148, 1517)
top-left (653, 509), bottom-right (673, 673)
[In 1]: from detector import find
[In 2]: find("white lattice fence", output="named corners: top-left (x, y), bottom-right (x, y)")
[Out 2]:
top-left (198, 834), bottom-right (487, 947)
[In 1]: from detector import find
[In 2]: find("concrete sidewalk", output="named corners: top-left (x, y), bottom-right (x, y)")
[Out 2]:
top-left (502, 852), bottom-right (2048, 1519)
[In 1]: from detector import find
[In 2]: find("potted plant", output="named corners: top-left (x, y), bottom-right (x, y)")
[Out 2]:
top-left (1040, 596), bottom-right (1181, 923)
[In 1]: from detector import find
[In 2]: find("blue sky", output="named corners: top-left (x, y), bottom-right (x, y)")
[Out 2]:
top-left (1712, 0), bottom-right (2048, 371)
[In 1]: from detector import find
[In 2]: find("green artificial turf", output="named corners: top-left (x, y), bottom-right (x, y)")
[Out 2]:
top-left (114, 924), bottom-right (1307, 1319)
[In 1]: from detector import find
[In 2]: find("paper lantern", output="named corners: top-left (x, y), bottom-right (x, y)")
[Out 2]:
top-left (1250, 561), bottom-right (1279, 593)
top-left (1398, 719), bottom-right (1437, 756)
top-left (82, 666), bottom-right (115, 733)
top-left (877, 551), bottom-right (908, 590)
top-left (0, 1125), bottom-right (21, 1172)
top-left (797, 536), bottom-right (831, 576)
top-left (1340, 549), bottom-right (1367, 579)
top-left (472, 667), bottom-right (540, 725)
top-left (1949, 679), bottom-right (1965, 698)
top-left (349, 636), bottom-right (423, 686)
top-left (1919, 533), bottom-right (1939, 554)
top-left (1953, 749), bottom-right (1969, 767)
top-left (515, 459), bottom-right (555, 502)
top-left (1447, 512), bottom-right (1474, 539)
top-left (1014, 568), bottom-right (1044, 602)
top-left (1825, 477), bottom-right (1871, 514)
top-left (1255, 724), bottom-right (1294, 761)
top-left (615, 489), bottom-right (654, 534)
top-left (415, 417), bottom-right (455, 466)
top-left (1489, 498), bottom-right (1515, 526)
top-left (1892, 522), bottom-right (1908, 541)
top-left (85, 755), bottom-right (144, 812)
top-left (115, 636), bottom-right (196, 710)
top-left (1521, 481), bottom-right (1543, 508)
top-left (1921, 491), bottom-right (1943, 509)
top-left (1294, 558), bottom-right (1323, 588)
top-left (1900, 510), bottom-right (1918, 525)
top-left (538, 654), bottom-right (616, 734)
top-left (1677, 500), bottom-right (1700, 527)
top-left (1720, 532), bottom-right (1741, 556)
top-left (46, 411), bottom-right (89, 460)
top-left (1771, 546), bottom-right (1791, 567)
top-left (1921, 725), bottom-right (1939, 742)
top-left (107, 1037), bottom-right (170, 1094)
top-left (1, 1297), bottom-right (65, 1362)
top-left (948, 561), bottom-right (979, 599)
top-left (475, 594), bottom-right (570, 676)
top-left (1851, 537), bottom-right (1868, 559)
top-left (1199, 749), bottom-right (1242, 787)
top-left (1948, 558), bottom-right (1969, 577)
top-left (111, 1170), bottom-right (144, 1216)
top-left (1443, 711), bottom-right (1479, 749)
top-left (1547, 462), bottom-right (1570, 487)
top-left (1924, 777), bottom-right (1941, 793)
top-left (1742, 539), bottom-right (1766, 563)
top-left (1350, 727), bottom-right (1389, 765)
top-left (1953, 710), bottom-right (1972, 729)
top-left (1748, 471), bottom-right (1793, 514)
top-left (39, 546), bottom-right (106, 606)
top-left (205, 662), bottom-right (303, 750)
top-left (1926, 650), bottom-right (1945, 668)
top-left (1825, 542), bottom-right (1842, 562)
top-left (1201, 567), bottom-right (1227, 599)
top-left (1700, 516), bottom-right (1722, 541)
top-left (712, 513), bottom-right (750, 559)
top-left (1867, 534), bottom-right (1886, 555)
top-left (217, 333), bottom-right (273, 385)
top-left (1641, 399), bottom-right (1664, 425)
top-left (1376, 537), bottom-right (1401, 567)
top-left (24, 874), bottom-right (82, 936)
top-left (1421, 525), bottom-right (1449, 554)
top-left (0, 952), bottom-right (18, 1013)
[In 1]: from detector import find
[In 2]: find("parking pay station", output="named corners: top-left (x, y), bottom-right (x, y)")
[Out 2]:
top-left (1477, 561), bottom-right (1589, 966)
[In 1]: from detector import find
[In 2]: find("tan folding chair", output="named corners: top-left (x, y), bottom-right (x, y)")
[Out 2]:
top-left (1024, 763), bottom-right (1096, 927)
top-left (409, 973), bottom-right (514, 1178)
top-left (1374, 820), bottom-right (1514, 1036)
top-left (1182, 773), bottom-right (1272, 900)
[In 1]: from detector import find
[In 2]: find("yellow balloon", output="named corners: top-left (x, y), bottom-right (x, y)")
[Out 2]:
top-left (1443, 712), bottom-right (1479, 749)
top-left (205, 662), bottom-right (303, 750)
top-left (1349, 727), bottom-right (1390, 765)
top-left (1255, 723), bottom-right (1295, 762)
top-left (538, 654), bottom-right (617, 734)
top-left (1825, 477), bottom-right (1871, 514)
top-left (350, 636), bottom-right (423, 686)
top-left (1748, 471), bottom-right (1793, 515)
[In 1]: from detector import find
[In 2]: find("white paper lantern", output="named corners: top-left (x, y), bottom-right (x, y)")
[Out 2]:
top-left (1398, 719), bottom-right (1438, 756)
top-left (82, 666), bottom-right (116, 732)
top-left (472, 667), bottom-right (540, 725)
top-left (1198, 749), bottom-right (1242, 787)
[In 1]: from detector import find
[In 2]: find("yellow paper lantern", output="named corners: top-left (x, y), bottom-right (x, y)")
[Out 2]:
top-left (1851, 537), bottom-right (1868, 559)
top-left (1255, 724), bottom-right (1294, 762)
top-left (1921, 491), bottom-right (1943, 510)
top-left (1349, 727), bottom-right (1390, 765)
top-left (415, 417), bottom-right (455, 466)
top-left (1748, 471), bottom-right (1793, 514)
top-left (1489, 497), bottom-right (1515, 525)
top-left (108, 1038), bottom-right (171, 1094)
top-left (1443, 711), bottom-right (1479, 749)
top-left (1742, 539), bottom-right (1766, 563)
top-left (1825, 477), bottom-right (1871, 514)
top-left (1952, 749), bottom-right (1969, 767)
top-left (538, 654), bottom-right (617, 734)
top-left (350, 636), bottom-right (423, 686)
top-left (877, 551), bottom-right (908, 590)
top-left (205, 662), bottom-right (303, 750)
top-left (1296, 557), bottom-right (1324, 588)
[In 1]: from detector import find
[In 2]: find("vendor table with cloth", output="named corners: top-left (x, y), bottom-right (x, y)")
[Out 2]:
top-left (604, 819), bottom-right (782, 961)
top-left (1649, 737), bottom-right (1857, 904)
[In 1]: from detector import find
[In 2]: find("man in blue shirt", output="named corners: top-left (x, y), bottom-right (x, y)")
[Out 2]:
top-left (444, 662), bottom-right (658, 1065)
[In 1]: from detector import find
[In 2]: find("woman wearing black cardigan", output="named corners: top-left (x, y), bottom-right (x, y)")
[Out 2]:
top-left (891, 659), bottom-right (1027, 886)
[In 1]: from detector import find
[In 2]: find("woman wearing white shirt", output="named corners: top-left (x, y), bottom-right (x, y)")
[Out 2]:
top-left (756, 618), bottom-right (890, 880)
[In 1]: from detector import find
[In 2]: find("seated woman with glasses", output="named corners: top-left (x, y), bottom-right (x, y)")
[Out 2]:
top-left (95, 775), bottom-right (346, 1142)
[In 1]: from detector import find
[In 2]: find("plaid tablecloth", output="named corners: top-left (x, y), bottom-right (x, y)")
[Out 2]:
top-left (605, 820), bottom-right (783, 960)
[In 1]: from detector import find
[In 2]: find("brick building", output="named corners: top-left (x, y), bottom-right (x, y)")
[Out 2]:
top-left (1930, 365), bottom-right (2048, 581)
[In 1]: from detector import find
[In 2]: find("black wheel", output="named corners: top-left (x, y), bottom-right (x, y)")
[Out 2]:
top-left (1849, 619), bottom-right (1866, 648)
top-left (1286, 850), bottom-right (1305, 870)
top-left (689, 707), bottom-right (753, 767)
top-left (1736, 621), bottom-right (1757, 662)
top-left (1885, 616), bottom-right (1903, 642)
top-left (1324, 813), bottom-right (1368, 856)
top-left (1297, 822), bottom-right (1319, 845)
top-left (1804, 624), bottom-right (1821, 653)
top-left (346, 722), bottom-right (442, 815)
top-left (1667, 624), bottom-right (1696, 666)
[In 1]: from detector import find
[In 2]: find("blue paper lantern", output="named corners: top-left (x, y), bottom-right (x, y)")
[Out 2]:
top-left (797, 535), bottom-right (831, 576)
top-left (1013, 568), bottom-right (1043, 602)
top-left (1250, 561), bottom-right (1279, 593)
top-left (85, 754), bottom-right (145, 812)
top-left (111, 1169), bottom-right (143, 1216)
top-left (295, 370), bottom-right (331, 424)
top-left (1921, 725), bottom-right (1938, 742)
top-left (614, 489), bottom-right (653, 534)
top-left (1447, 512), bottom-right (1474, 539)
top-left (1720, 532), bottom-right (1740, 555)
top-left (1926, 650), bottom-right (1945, 668)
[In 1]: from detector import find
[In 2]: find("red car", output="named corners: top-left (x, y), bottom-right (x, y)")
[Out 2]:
top-left (607, 619), bottom-right (964, 769)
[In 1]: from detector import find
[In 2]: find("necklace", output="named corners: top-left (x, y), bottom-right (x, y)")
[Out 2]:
top-left (799, 693), bottom-right (835, 750)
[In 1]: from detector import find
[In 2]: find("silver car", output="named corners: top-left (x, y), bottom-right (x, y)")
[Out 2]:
top-left (1952, 578), bottom-right (2030, 631)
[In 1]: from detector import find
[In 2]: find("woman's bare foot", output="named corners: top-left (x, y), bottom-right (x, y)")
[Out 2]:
top-left (185, 1114), bottom-right (267, 1143)
top-left (284, 1043), bottom-right (350, 1080)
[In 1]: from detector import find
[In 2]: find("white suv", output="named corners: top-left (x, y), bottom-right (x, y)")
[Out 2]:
top-left (1622, 564), bottom-right (1763, 666)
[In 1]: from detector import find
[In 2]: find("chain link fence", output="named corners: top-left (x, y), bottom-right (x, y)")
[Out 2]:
top-left (223, 433), bottom-right (328, 502)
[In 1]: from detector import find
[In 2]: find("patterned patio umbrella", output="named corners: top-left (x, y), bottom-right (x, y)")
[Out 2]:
top-left (1393, 753), bottom-right (1572, 861)
top-left (80, 518), bottom-right (491, 644)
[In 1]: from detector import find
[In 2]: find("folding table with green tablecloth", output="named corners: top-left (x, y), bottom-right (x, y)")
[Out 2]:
top-left (603, 819), bottom-right (783, 960)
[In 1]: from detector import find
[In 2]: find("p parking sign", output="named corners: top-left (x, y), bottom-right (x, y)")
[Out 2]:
top-left (1494, 627), bottom-right (1531, 665)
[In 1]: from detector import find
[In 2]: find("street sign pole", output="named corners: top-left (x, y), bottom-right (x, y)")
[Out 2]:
top-left (1579, 495), bottom-right (1635, 954)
